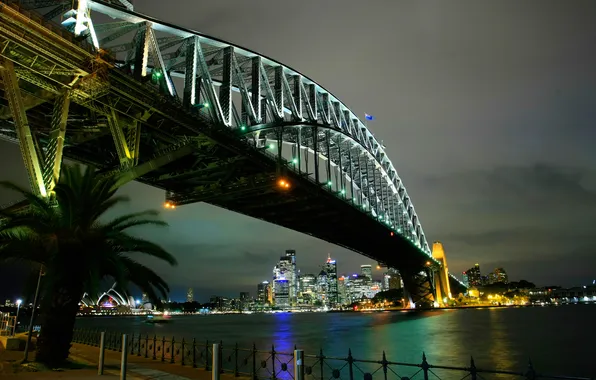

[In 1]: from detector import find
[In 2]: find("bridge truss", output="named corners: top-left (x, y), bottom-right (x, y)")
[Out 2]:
top-left (0, 0), bottom-right (465, 305)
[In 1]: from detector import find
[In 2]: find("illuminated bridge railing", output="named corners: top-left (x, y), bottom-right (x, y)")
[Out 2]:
top-left (71, 328), bottom-right (590, 380)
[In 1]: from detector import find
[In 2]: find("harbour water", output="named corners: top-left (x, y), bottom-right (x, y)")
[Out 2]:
top-left (75, 305), bottom-right (596, 377)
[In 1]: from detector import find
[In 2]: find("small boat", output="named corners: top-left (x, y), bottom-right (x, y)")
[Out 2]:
top-left (145, 313), bottom-right (172, 324)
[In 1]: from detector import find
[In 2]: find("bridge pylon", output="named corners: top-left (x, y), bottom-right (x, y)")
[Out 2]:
top-left (431, 241), bottom-right (452, 306)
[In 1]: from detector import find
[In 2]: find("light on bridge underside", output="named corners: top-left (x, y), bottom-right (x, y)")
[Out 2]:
top-left (164, 202), bottom-right (176, 209)
top-left (269, 144), bottom-right (275, 150)
top-left (340, 189), bottom-right (345, 194)
top-left (277, 179), bottom-right (290, 189)
top-left (240, 126), bottom-right (246, 131)
top-left (426, 261), bottom-right (431, 266)
top-left (390, 232), bottom-right (394, 236)
top-left (292, 158), bottom-right (298, 164)
top-left (327, 181), bottom-right (332, 186)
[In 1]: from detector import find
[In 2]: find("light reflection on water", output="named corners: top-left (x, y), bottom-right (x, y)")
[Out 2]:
top-left (76, 305), bottom-right (596, 377)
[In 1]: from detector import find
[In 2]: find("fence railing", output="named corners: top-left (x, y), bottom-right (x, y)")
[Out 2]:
top-left (71, 329), bottom-right (593, 380)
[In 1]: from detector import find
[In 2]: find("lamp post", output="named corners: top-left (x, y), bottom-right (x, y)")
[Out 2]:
top-left (13, 299), bottom-right (22, 336)
top-left (23, 265), bottom-right (44, 362)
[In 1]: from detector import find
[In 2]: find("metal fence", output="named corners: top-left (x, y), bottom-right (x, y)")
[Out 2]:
top-left (71, 329), bottom-right (592, 380)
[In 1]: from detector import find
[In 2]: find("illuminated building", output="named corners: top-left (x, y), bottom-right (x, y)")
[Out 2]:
top-left (299, 274), bottom-right (317, 304)
top-left (274, 279), bottom-right (290, 308)
top-left (360, 265), bottom-right (372, 282)
top-left (464, 264), bottom-right (482, 287)
top-left (494, 268), bottom-right (509, 284)
top-left (324, 256), bottom-right (338, 306)
top-left (186, 288), bottom-right (194, 303)
top-left (257, 281), bottom-right (271, 303)
top-left (316, 270), bottom-right (327, 302)
top-left (272, 250), bottom-right (298, 305)
top-left (386, 268), bottom-right (403, 290)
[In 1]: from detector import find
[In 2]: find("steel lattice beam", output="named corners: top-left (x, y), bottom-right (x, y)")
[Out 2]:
top-left (0, 58), bottom-right (47, 197)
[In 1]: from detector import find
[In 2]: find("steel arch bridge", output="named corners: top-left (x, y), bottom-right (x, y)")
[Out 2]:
top-left (0, 0), bottom-right (465, 306)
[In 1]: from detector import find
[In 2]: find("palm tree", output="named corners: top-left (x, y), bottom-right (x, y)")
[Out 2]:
top-left (0, 164), bottom-right (177, 368)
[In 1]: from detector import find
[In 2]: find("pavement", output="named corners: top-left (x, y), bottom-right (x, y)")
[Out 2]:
top-left (1, 342), bottom-right (244, 380)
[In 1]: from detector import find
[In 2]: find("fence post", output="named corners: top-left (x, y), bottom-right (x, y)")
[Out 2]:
top-left (144, 334), bottom-right (149, 358)
top-left (470, 356), bottom-right (477, 380)
top-left (120, 334), bottom-right (128, 380)
top-left (153, 335), bottom-right (157, 360)
top-left (192, 338), bottom-right (197, 368)
top-left (525, 359), bottom-right (536, 380)
top-left (98, 332), bottom-right (106, 376)
top-left (271, 344), bottom-right (277, 380)
top-left (294, 349), bottom-right (304, 380)
top-left (171, 336), bottom-right (176, 364)
top-left (161, 336), bottom-right (166, 362)
top-left (382, 351), bottom-right (388, 380)
top-left (130, 333), bottom-right (135, 355)
top-left (348, 349), bottom-right (354, 380)
top-left (319, 348), bottom-right (325, 380)
top-left (252, 343), bottom-right (257, 380)
top-left (205, 340), bottom-right (210, 370)
top-left (213, 343), bottom-right (221, 380)
top-left (137, 333), bottom-right (141, 356)
top-left (181, 338), bottom-right (186, 366)
top-left (421, 352), bottom-right (429, 380)
top-left (234, 342), bottom-right (239, 377)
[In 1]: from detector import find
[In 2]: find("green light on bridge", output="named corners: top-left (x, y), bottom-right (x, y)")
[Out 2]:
top-left (268, 144), bottom-right (275, 150)
top-left (327, 181), bottom-right (332, 186)
top-left (240, 126), bottom-right (246, 131)
top-left (292, 158), bottom-right (298, 164)
top-left (340, 189), bottom-right (345, 194)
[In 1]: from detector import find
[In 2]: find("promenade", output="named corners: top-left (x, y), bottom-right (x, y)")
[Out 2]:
top-left (0, 342), bottom-right (240, 380)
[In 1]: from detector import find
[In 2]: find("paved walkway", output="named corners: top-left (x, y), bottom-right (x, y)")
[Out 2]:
top-left (69, 343), bottom-right (241, 380)
top-left (1, 342), bottom-right (244, 379)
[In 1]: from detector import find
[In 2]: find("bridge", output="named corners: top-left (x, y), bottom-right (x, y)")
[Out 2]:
top-left (0, 0), bottom-right (465, 307)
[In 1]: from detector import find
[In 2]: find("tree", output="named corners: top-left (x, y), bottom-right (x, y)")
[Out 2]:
top-left (0, 164), bottom-right (177, 368)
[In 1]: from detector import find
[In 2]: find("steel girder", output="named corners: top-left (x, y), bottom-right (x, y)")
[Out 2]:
top-left (0, 1), bottom-right (463, 300)
top-left (58, 0), bottom-right (432, 257)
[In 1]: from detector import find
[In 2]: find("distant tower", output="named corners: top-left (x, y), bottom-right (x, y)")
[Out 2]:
top-left (324, 255), bottom-right (338, 306)
top-left (360, 265), bottom-right (372, 281)
top-left (186, 288), bottom-right (194, 303)
top-left (432, 241), bottom-right (452, 303)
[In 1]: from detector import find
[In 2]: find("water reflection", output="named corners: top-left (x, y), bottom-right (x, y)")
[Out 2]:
top-left (76, 306), bottom-right (596, 378)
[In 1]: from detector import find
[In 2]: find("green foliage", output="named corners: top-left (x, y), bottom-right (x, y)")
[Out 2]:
top-left (0, 164), bottom-right (177, 367)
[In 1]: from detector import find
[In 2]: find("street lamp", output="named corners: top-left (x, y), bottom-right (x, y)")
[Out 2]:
top-left (13, 299), bottom-right (22, 336)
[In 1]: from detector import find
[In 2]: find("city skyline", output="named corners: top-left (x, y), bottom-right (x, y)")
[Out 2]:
top-left (1, 0), bottom-right (596, 300)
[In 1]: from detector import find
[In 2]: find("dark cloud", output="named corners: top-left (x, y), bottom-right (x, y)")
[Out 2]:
top-left (3, 0), bottom-right (596, 299)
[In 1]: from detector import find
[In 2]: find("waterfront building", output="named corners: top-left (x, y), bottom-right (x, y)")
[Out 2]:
top-left (338, 276), bottom-right (349, 305)
top-left (464, 264), bottom-right (482, 287)
top-left (257, 281), bottom-right (270, 303)
top-left (361, 265), bottom-right (372, 282)
top-left (272, 250), bottom-right (298, 305)
top-left (186, 288), bottom-right (194, 303)
top-left (494, 268), bottom-right (509, 284)
top-left (386, 268), bottom-right (403, 290)
top-left (324, 256), bottom-right (339, 306)
top-left (316, 270), bottom-right (328, 302)
top-left (299, 274), bottom-right (317, 304)
top-left (274, 279), bottom-right (290, 308)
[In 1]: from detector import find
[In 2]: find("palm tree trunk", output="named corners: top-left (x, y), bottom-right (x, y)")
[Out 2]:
top-left (35, 282), bottom-right (84, 368)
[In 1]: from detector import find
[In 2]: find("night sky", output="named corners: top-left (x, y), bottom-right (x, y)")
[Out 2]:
top-left (1, 0), bottom-right (596, 301)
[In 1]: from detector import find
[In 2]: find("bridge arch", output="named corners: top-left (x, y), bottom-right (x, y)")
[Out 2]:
top-left (65, 0), bottom-right (432, 259)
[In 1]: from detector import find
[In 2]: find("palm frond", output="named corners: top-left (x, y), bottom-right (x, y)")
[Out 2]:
top-left (110, 233), bottom-right (177, 266)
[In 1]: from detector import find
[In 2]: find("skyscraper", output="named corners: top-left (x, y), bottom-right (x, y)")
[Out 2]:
top-left (274, 279), bottom-right (290, 308)
top-left (186, 288), bottom-right (194, 303)
top-left (361, 265), bottom-right (372, 282)
top-left (257, 281), bottom-right (270, 303)
top-left (299, 274), bottom-right (317, 304)
top-left (494, 268), bottom-right (508, 284)
top-left (324, 256), bottom-right (338, 306)
top-left (285, 250), bottom-right (298, 305)
top-left (272, 250), bottom-right (298, 305)
top-left (464, 264), bottom-right (482, 287)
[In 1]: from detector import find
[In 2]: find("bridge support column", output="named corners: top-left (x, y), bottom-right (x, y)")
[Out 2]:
top-left (399, 267), bottom-right (436, 308)
top-left (107, 110), bottom-right (141, 169)
top-left (0, 58), bottom-right (72, 198)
